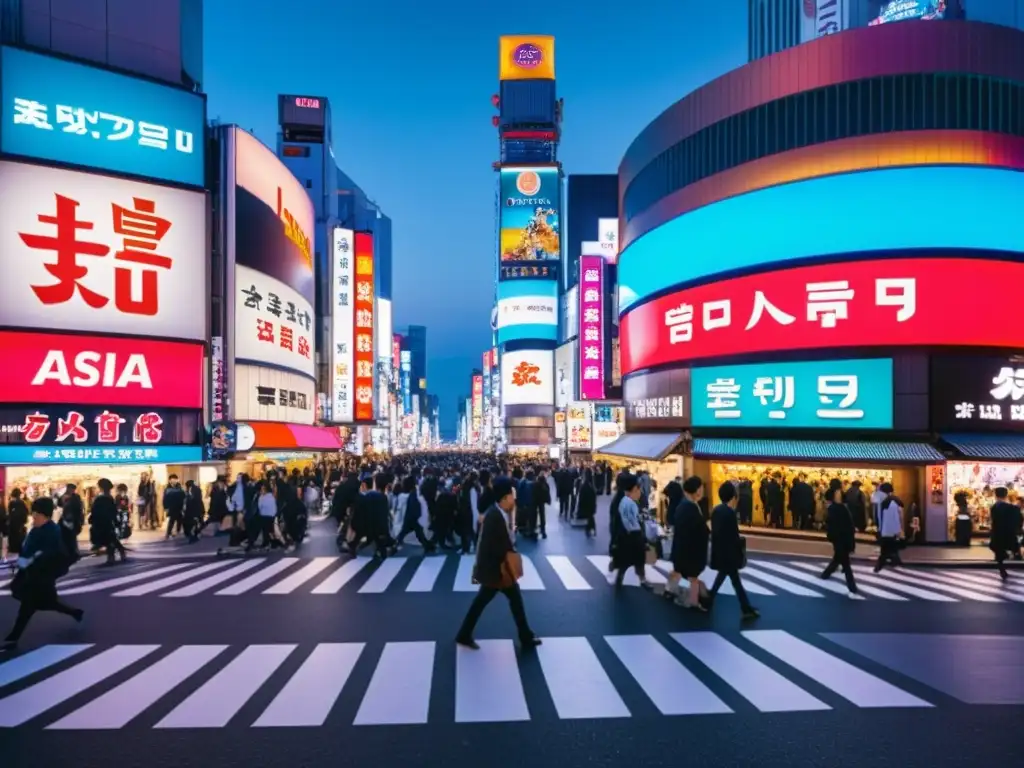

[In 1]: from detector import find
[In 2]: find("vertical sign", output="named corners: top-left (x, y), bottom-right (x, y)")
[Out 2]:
top-left (482, 351), bottom-right (492, 440)
top-left (579, 255), bottom-right (606, 400)
top-left (472, 374), bottom-right (484, 445)
top-left (353, 233), bottom-right (375, 422)
top-left (332, 228), bottom-right (355, 422)
top-left (210, 336), bottom-right (225, 421)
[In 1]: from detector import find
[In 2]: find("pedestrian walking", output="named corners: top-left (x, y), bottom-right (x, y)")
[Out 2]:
top-left (874, 483), bottom-right (904, 572)
top-left (820, 485), bottom-right (858, 596)
top-left (669, 476), bottom-right (710, 611)
top-left (707, 482), bottom-right (759, 620)
top-left (989, 486), bottom-right (1022, 580)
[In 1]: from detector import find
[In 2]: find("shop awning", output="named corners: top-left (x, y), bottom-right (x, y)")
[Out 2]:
top-left (243, 422), bottom-right (342, 452)
top-left (693, 438), bottom-right (945, 464)
top-left (941, 434), bottom-right (1024, 462)
top-left (594, 432), bottom-right (684, 461)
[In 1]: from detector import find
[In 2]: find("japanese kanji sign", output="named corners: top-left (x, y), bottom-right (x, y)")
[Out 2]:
top-left (0, 46), bottom-right (205, 187)
top-left (624, 367), bottom-right (692, 430)
top-left (0, 161), bottom-right (206, 340)
top-left (501, 350), bottom-right (553, 407)
top-left (0, 406), bottom-right (199, 447)
top-left (621, 258), bottom-right (1024, 375)
top-left (691, 358), bottom-right (894, 430)
top-left (931, 356), bottom-right (1024, 432)
top-left (234, 265), bottom-right (315, 379)
top-left (233, 364), bottom-right (316, 426)
top-left (331, 228), bottom-right (355, 423)
top-left (579, 255), bottom-right (606, 400)
top-left (353, 232), bottom-right (376, 422)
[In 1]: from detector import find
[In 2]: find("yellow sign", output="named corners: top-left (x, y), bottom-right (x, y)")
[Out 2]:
top-left (499, 35), bottom-right (555, 81)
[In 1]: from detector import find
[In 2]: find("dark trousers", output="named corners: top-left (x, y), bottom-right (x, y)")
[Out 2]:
top-left (6, 592), bottom-right (80, 642)
top-left (398, 518), bottom-right (432, 548)
top-left (874, 537), bottom-right (902, 571)
top-left (105, 535), bottom-right (126, 562)
top-left (534, 503), bottom-right (547, 535)
top-left (995, 551), bottom-right (1009, 580)
top-left (165, 510), bottom-right (183, 537)
top-left (584, 515), bottom-right (596, 535)
top-left (709, 569), bottom-right (753, 612)
top-left (558, 495), bottom-right (570, 518)
top-left (822, 549), bottom-right (857, 592)
top-left (248, 516), bottom-right (275, 548)
top-left (457, 582), bottom-right (533, 642)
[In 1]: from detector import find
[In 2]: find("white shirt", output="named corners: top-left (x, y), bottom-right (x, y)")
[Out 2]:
top-left (258, 493), bottom-right (277, 518)
top-left (619, 497), bottom-right (642, 533)
top-left (878, 501), bottom-right (903, 538)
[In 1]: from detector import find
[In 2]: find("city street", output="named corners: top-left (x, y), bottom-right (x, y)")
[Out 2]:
top-left (0, 496), bottom-right (1021, 768)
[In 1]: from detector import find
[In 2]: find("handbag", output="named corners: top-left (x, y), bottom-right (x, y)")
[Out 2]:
top-left (737, 535), bottom-right (748, 569)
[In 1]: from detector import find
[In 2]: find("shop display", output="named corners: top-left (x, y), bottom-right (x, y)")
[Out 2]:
top-left (945, 461), bottom-right (1024, 536)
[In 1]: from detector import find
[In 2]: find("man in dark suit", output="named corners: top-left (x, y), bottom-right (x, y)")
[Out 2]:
top-left (456, 479), bottom-right (541, 651)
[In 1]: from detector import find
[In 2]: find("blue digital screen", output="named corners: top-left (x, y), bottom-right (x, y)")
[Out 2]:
top-left (0, 46), bottom-right (205, 187)
top-left (691, 358), bottom-right (893, 430)
top-left (496, 279), bottom-right (558, 344)
top-left (618, 166), bottom-right (1024, 311)
top-left (0, 445), bottom-right (203, 466)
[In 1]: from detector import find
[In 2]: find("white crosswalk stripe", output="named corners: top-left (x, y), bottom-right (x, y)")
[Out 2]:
top-left (24, 553), bottom-right (1017, 603)
top-left (0, 631), bottom-right (964, 729)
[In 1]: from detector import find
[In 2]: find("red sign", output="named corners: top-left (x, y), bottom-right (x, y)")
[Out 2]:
top-left (0, 331), bottom-right (203, 409)
top-left (621, 257), bottom-right (1024, 374)
top-left (295, 97), bottom-right (321, 109)
top-left (353, 233), bottom-right (375, 422)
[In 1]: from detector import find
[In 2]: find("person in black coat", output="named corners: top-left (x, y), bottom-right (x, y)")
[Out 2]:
top-left (532, 469), bottom-right (552, 538)
top-left (670, 476), bottom-right (710, 611)
top-left (456, 479), bottom-right (541, 651)
top-left (845, 480), bottom-right (868, 533)
top-left (4, 489), bottom-right (29, 556)
top-left (576, 469), bottom-right (597, 537)
top-left (989, 486), bottom-right (1023, 580)
top-left (708, 483), bottom-right (759, 619)
top-left (555, 468), bottom-right (574, 519)
top-left (788, 474), bottom-right (816, 531)
top-left (820, 485), bottom-right (858, 594)
top-left (89, 478), bottom-right (125, 564)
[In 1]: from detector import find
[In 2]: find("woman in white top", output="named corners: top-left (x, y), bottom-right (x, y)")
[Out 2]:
top-left (247, 481), bottom-right (277, 550)
top-left (610, 474), bottom-right (652, 589)
top-left (873, 482), bottom-right (904, 572)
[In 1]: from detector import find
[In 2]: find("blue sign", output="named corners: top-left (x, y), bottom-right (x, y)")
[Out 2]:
top-left (0, 444), bottom-right (203, 466)
top-left (691, 358), bottom-right (894, 430)
top-left (496, 279), bottom-right (558, 344)
top-left (0, 46), bottom-right (205, 187)
top-left (618, 166), bottom-right (1024, 311)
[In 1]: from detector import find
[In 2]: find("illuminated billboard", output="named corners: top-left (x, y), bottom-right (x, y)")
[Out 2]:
top-left (618, 166), bottom-right (1024, 311)
top-left (331, 228), bottom-right (355, 423)
top-left (620, 257), bottom-right (1024, 376)
top-left (501, 350), bottom-right (554, 407)
top-left (496, 279), bottom-right (558, 343)
top-left (579, 256), bottom-right (605, 400)
top-left (499, 35), bottom-right (555, 81)
top-left (870, 0), bottom-right (945, 25)
top-left (499, 167), bottom-right (560, 280)
top-left (353, 233), bottom-right (376, 422)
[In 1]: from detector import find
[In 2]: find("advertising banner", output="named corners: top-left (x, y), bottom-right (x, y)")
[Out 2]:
top-left (931, 356), bottom-right (1024, 432)
top-left (279, 94), bottom-right (326, 127)
top-left (499, 167), bottom-right (560, 280)
top-left (376, 298), bottom-right (393, 359)
top-left (567, 402), bottom-right (592, 451)
top-left (0, 161), bottom-right (206, 340)
top-left (0, 406), bottom-right (199, 447)
top-left (555, 340), bottom-right (576, 409)
top-left (499, 35), bottom-right (555, 81)
top-left (691, 358), bottom-right (894, 430)
top-left (211, 336), bottom-right (225, 422)
top-left (401, 350), bottom-right (412, 414)
top-left (0, 330), bottom-right (202, 409)
top-left (232, 364), bottom-right (315, 425)
top-left (869, 0), bottom-right (944, 26)
top-left (331, 228), bottom-right (355, 422)
top-left (0, 444), bottom-right (202, 466)
top-left (579, 256), bottom-right (606, 400)
top-left (235, 265), bottom-right (314, 378)
top-left (0, 46), bottom-right (205, 187)
top-left (598, 218), bottom-right (619, 261)
top-left (353, 233), bottom-right (376, 422)
top-left (624, 368), bottom-right (691, 431)
top-left (801, 0), bottom-right (847, 42)
top-left (472, 374), bottom-right (484, 443)
top-left (592, 405), bottom-right (625, 452)
top-left (501, 349), bottom-right (554, 407)
top-left (496, 279), bottom-right (558, 343)
top-left (621, 257), bottom-right (1024, 375)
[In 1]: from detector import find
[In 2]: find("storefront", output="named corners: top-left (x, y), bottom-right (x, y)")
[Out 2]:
top-left (209, 421), bottom-right (343, 479)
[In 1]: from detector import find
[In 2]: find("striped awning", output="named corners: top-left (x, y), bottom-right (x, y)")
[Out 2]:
top-left (594, 432), bottom-right (685, 462)
top-left (941, 434), bottom-right (1024, 462)
top-left (693, 438), bottom-right (944, 464)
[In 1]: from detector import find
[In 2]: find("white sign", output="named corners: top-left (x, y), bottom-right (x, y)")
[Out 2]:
top-left (331, 228), bottom-right (355, 423)
top-left (376, 297), bottom-right (393, 359)
top-left (597, 218), bottom-right (618, 255)
top-left (234, 264), bottom-right (315, 379)
top-left (501, 349), bottom-right (554, 407)
top-left (567, 401), bottom-right (592, 451)
top-left (210, 336), bottom-right (225, 421)
top-left (233, 364), bottom-right (314, 425)
top-left (801, 0), bottom-right (847, 43)
top-left (555, 341), bottom-right (577, 408)
top-left (496, 295), bottom-right (557, 329)
top-left (563, 285), bottom-right (578, 341)
top-left (591, 419), bottom-right (623, 451)
top-left (0, 161), bottom-right (206, 340)
top-left (581, 241), bottom-right (616, 260)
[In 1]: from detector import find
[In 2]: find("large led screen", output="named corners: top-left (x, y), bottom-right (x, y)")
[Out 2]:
top-left (620, 257), bottom-right (1024, 375)
top-left (691, 358), bottom-right (894, 430)
top-left (501, 349), bottom-right (554, 407)
top-left (931, 355), bottom-right (1024, 433)
top-left (618, 166), bottom-right (1024, 311)
top-left (499, 167), bottom-right (560, 278)
top-left (496, 279), bottom-right (558, 343)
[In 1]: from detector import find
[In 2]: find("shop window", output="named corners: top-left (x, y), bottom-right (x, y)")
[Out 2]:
top-left (946, 462), bottom-right (1024, 538)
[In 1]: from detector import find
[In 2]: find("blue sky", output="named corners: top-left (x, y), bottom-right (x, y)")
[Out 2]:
top-left (204, 0), bottom-right (747, 433)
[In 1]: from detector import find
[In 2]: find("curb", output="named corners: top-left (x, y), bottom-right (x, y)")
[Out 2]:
top-left (746, 544), bottom-right (1024, 569)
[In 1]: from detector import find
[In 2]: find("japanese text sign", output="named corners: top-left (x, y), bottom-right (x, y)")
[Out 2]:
top-left (234, 365), bottom-right (315, 426)
top-left (691, 358), bottom-right (894, 430)
top-left (331, 228), bottom-right (355, 423)
top-left (0, 330), bottom-right (203, 409)
top-left (624, 367), bottom-right (692, 430)
top-left (0, 444), bottom-right (202, 466)
top-left (0, 161), bottom-right (206, 340)
top-left (1, 47), bottom-right (205, 187)
top-left (234, 265), bottom-right (314, 379)
top-left (501, 350), bottom-right (553, 407)
top-left (353, 233), bottom-right (375, 422)
top-left (499, 168), bottom-right (561, 274)
top-left (931, 356), bottom-right (1024, 432)
top-left (621, 258), bottom-right (1024, 375)
top-left (0, 406), bottom-right (199, 447)
top-left (567, 402), bottom-right (592, 451)
top-left (579, 255), bottom-right (606, 400)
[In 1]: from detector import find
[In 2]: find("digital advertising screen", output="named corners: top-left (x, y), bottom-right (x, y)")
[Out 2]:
top-left (279, 94), bottom-right (326, 127)
top-left (567, 402), bottom-right (592, 451)
top-left (624, 367), bottom-right (691, 432)
top-left (869, 0), bottom-right (945, 26)
top-left (496, 279), bottom-right (558, 343)
top-left (691, 358), bottom-right (894, 430)
top-left (617, 166), bottom-right (1024, 312)
top-left (801, 0), bottom-right (847, 42)
top-left (931, 355), bottom-right (1024, 433)
top-left (579, 255), bottom-right (606, 400)
top-left (499, 35), bottom-right (555, 81)
top-left (0, 46), bottom-right (205, 187)
top-left (555, 341), bottom-right (577, 409)
top-left (331, 228), bottom-right (355, 423)
top-left (499, 167), bottom-right (560, 277)
top-left (501, 349), bottom-right (554, 407)
top-left (353, 233), bottom-right (376, 422)
top-left (620, 257), bottom-right (1024, 376)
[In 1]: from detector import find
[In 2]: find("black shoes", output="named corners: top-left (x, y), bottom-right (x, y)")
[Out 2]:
top-left (456, 636), bottom-right (542, 651)
top-left (741, 607), bottom-right (761, 621)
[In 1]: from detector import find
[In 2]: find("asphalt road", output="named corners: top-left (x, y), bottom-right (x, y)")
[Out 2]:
top-left (0, 497), bottom-right (1021, 768)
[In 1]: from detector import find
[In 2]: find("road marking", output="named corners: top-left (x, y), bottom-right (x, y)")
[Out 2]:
top-left (605, 634), bottom-right (731, 715)
top-left (59, 563), bottom-right (194, 595)
top-left (48, 645), bottom-right (229, 729)
top-left (671, 632), bottom-right (830, 713)
top-left (0, 645), bottom-right (93, 690)
top-left (266, 557), bottom-right (339, 594)
top-left (112, 562), bottom-right (234, 597)
top-left (852, 567), bottom-right (1004, 602)
top-left (405, 556), bottom-right (446, 592)
top-left (254, 643), bottom-right (364, 727)
top-left (353, 641), bottom-right (434, 725)
top-left (357, 558), bottom-right (408, 593)
top-left (536, 637), bottom-right (630, 719)
top-left (739, 565), bottom-right (826, 597)
top-left (545, 556), bottom-right (592, 590)
top-left (455, 639), bottom-right (530, 723)
top-left (215, 558), bottom-right (299, 595)
top-left (938, 569), bottom-right (1024, 597)
top-left (586, 555), bottom-right (666, 586)
top-left (453, 555), bottom-right (478, 592)
top-left (0, 645), bottom-right (160, 727)
top-left (155, 645), bottom-right (296, 728)
top-left (752, 562), bottom-right (867, 598)
top-left (519, 555), bottom-right (545, 590)
top-left (747, 630), bottom-right (932, 708)
top-left (787, 561), bottom-right (958, 601)
top-left (899, 569), bottom-right (1024, 602)
top-left (161, 559), bottom-right (266, 597)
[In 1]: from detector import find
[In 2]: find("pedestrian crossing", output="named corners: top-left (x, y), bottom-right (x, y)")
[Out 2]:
top-left (0, 629), bottom-right (986, 730)
top-left (3, 553), bottom-right (1021, 603)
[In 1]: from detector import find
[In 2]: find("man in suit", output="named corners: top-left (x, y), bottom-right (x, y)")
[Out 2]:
top-left (456, 479), bottom-right (541, 651)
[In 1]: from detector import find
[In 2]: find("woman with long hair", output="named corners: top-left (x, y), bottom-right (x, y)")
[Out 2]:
top-left (608, 473), bottom-right (651, 589)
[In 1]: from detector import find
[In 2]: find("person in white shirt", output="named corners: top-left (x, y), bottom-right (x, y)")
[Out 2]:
top-left (874, 482), bottom-right (904, 572)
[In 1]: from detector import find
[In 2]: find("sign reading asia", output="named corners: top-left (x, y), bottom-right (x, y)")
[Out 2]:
top-left (331, 228), bottom-right (355, 422)
top-left (579, 255), bottom-right (606, 400)
top-left (353, 232), bottom-right (376, 422)
top-left (692, 358), bottom-right (894, 430)
top-left (0, 330), bottom-right (202, 409)
top-left (621, 258), bottom-right (1024, 375)
top-left (0, 161), bottom-right (206, 341)
top-left (0, 46), bottom-right (205, 188)
top-left (931, 356), bottom-right (1024, 432)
